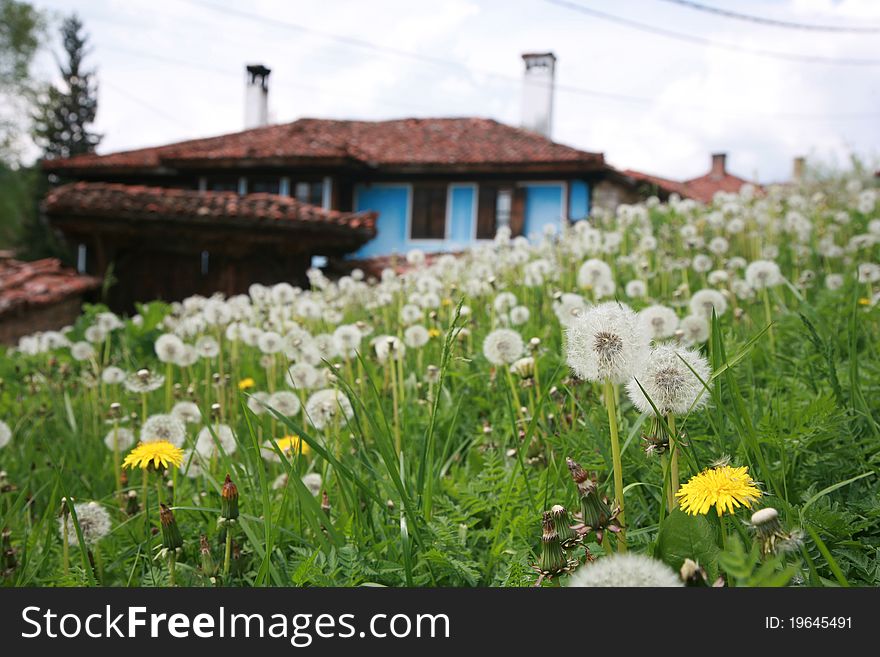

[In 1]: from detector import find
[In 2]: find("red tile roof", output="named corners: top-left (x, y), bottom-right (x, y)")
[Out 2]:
top-left (42, 118), bottom-right (605, 173)
top-left (43, 182), bottom-right (377, 236)
top-left (624, 168), bottom-right (755, 203)
top-left (0, 258), bottom-right (100, 317)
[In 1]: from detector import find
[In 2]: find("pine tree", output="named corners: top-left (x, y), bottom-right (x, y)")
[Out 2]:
top-left (32, 13), bottom-right (101, 159)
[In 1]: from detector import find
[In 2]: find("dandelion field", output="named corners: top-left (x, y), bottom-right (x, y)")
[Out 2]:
top-left (1, 177), bottom-right (879, 588)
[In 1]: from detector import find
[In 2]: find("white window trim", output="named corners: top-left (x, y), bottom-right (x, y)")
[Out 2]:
top-left (197, 176), bottom-right (207, 192)
top-left (322, 177), bottom-right (333, 210)
top-left (279, 177), bottom-right (291, 197)
top-left (237, 177), bottom-right (248, 195)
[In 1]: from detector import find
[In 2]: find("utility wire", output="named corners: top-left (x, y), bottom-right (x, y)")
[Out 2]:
top-left (545, 0), bottom-right (880, 65)
top-left (655, 0), bottom-right (880, 34)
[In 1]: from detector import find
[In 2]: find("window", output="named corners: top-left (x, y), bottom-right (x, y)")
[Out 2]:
top-left (208, 178), bottom-right (239, 193)
top-left (294, 182), bottom-right (324, 206)
top-left (410, 184), bottom-right (447, 239)
top-left (477, 184), bottom-right (523, 239)
top-left (251, 178), bottom-right (281, 194)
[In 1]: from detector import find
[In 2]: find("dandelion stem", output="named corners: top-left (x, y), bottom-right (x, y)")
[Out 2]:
top-left (62, 514), bottom-right (70, 576)
top-left (668, 414), bottom-right (679, 508)
top-left (223, 524), bottom-right (233, 579)
top-left (603, 379), bottom-right (626, 552)
top-left (168, 551), bottom-right (176, 587)
top-left (762, 287), bottom-right (775, 352)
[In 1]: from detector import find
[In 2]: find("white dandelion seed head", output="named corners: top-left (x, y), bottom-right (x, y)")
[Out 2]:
top-left (482, 329), bottom-right (525, 366)
top-left (267, 390), bottom-right (302, 417)
top-left (745, 260), bottom-right (782, 289)
top-left (171, 401), bottom-right (201, 425)
top-left (257, 331), bottom-right (284, 355)
top-left (509, 305), bottom-right (530, 326)
top-left (637, 305), bottom-right (679, 340)
top-left (101, 366), bottom-right (126, 385)
top-left (707, 270), bottom-right (728, 286)
top-left (140, 414), bottom-right (186, 447)
top-left (689, 289), bottom-right (728, 320)
top-left (174, 345), bottom-right (198, 368)
top-left (373, 335), bottom-right (406, 363)
top-left (568, 553), bottom-right (683, 587)
top-left (825, 273), bottom-right (844, 291)
top-left (0, 420), bottom-right (12, 449)
top-left (195, 424), bottom-right (237, 457)
top-left (404, 325), bottom-right (430, 349)
top-left (154, 334), bottom-right (185, 363)
top-left (333, 324), bottom-right (363, 354)
top-left (305, 388), bottom-right (354, 430)
top-left (493, 292), bottom-right (518, 314)
top-left (552, 293), bottom-right (587, 327)
top-left (84, 325), bottom-right (106, 344)
top-left (625, 279), bottom-right (647, 299)
top-left (679, 315), bottom-right (710, 346)
top-left (400, 304), bottom-right (423, 326)
top-left (857, 262), bottom-right (880, 284)
top-left (302, 473), bottom-right (323, 496)
top-left (71, 341), bottom-right (95, 362)
top-left (626, 344), bottom-right (711, 416)
top-left (103, 427), bottom-right (135, 452)
top-left (195, 336), bottom-right (220, 359)
top-left (59, 502), bottom-right (112, 546)
top-left (286, 362), bottom-right (319, 390)
top-left (565, 302), bottom-right (649, 384)
top-left (246, 391), bottom-right (270, 415)
top-left (180, 449), bottom-right (206, 479)
top-left (96, 312), bottom-right (123, 332)
top-left (692, 254), bottom-right (713, 273)
top-left (577, 258), bottom-right (613, 290)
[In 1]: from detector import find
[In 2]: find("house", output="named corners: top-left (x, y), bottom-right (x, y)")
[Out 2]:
top-left (625, 153), bottom-right (757, 203)
top-left (41, 53), bottom-right (646, 309)
top-left (0, 256), bottom-right (100, 344)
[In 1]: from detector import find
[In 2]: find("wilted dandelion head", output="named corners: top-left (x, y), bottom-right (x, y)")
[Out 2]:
top-left (140, 414), bottom-right (186, 447)
top-left (626, 345), bottom-right (711, 416)
top-left (59, 502), bottom-right (111, 546)
top-left (637, 305), bottom-right (679, 340)
top-left (482, 329), bottom-right (525, 366)
top-left (676, 465), bottom-right (762, 516)
top-left (565, 302), bottom-right (649, 384)
top-left (689, 289), bottom-right (728, 320)
top-left (195, 424), bottom-right (237, 457)
top-left (568, 553), bottom-right (682, 587)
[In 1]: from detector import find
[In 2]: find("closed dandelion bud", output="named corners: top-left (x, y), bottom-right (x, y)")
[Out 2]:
top-left (159, 504), bottom-right (183, 551)
top-left (539, 511), bottom-right (569, 576)
top-left (221, 474), bottom-right (239, 520)
top-left (321, 490), bottom-right (331, 516)
top-left (125, 490), bottom-right (139, 516)
top-left (550, 505), bottom-right (578, 550)
top-left (199, 534), bottom-right (216, 576)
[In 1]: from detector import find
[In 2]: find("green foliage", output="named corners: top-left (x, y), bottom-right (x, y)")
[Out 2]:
top-left (655, 509), bottom-right (719, 578)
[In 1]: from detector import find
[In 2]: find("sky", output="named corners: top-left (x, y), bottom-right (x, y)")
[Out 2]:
top-left (26, 0), bottom-right (880, 182)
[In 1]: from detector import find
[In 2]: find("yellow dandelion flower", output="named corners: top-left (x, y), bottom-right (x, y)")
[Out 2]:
top-left (275, 435), bottom-right (310, 456)
top-left (858, 298), bottom-right (871, 307)
top-left (676, 465), bottom-right (762, 517)
top-left (441, 298), bottom-right (452, 307)
top-left (238, 377), bottom-right (256, 390)
top-left (428, 328), bottom-right (441, 338)
top-left (122, 440), bottom-right (184, 471)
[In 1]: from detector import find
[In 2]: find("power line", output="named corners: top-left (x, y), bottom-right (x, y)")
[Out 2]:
top-left (655, 0), bottom-right (880, 34)
top-left (544, 0), bottom-right (880, 65)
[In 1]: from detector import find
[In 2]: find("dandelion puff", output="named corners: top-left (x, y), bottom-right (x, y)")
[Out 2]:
top-left (59, 501), bottom-right (112, 546)
top-left (509, 305), bottom-right (530, 326)
top-left (267, 390), bottom-right (302, 417)
top-left (568, 553), bottom-right (682, 587)
top-left (171, 401), bottom-right (201, 425)
top-left (679, 315), bottom-right (709, 346)
top-left (195, 336), bottom-right (220, 359)
top-left (302, 472), bottom-right (322, 496)
top-left (626, 345), bottom-right (711, 416)
top-left (745, 260), bottom-right (782, 289)
top-left (565, 302), bottom-right (649, 384)
top-left (373, 335), bottom-right (406, 363)
top-left (286, 363), bottom-right (319, 390)
top-left (305, 389), bottom-right (354, 430)
top-left (404, 325), bottom-right (430, 349)
top-left (101, 366), bottom-right (126, 385)
top-left (689, 289), bottom-right (728, 319)
top-left (576, 259), bottom-right (612, 289)
top-left (180, 449), bottom-right (206, 479)
top-left (257, 331), bottom-right (284, 354)
top-left (103, 427), bottom-right (135, 451)
top-left (482, 329), bottom-right (525, 366)
top-left (625, 280), bottom-right (647, 299)
top-left (71, 341), bottom-right (95, 361)
top-left (195, 424), bottom-right (237, 457)
top-left (637, 305), bottom-right (679, 340)
top-left (246, 391), bottom-right (270, 415)
top-left (154, 334), bottom-right (185, 363)
top-left (140, 414), bottom-right (186, 447)
top-left (0, 420), bottom-right (12, 449)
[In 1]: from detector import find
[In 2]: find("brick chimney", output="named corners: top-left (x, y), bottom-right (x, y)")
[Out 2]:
top-left (521, 52), bottom-right (556, 138)
top-left (710, 153), bottom-right (727, 180)
top-left (245, 64), bottom-right (271, 129)
top-left (792, 156), bottom-right (806, 183)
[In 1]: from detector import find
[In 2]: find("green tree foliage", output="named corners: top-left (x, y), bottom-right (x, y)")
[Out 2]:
top-left (32, 13), bottom-right (102, 159)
